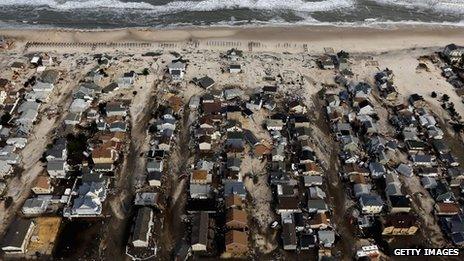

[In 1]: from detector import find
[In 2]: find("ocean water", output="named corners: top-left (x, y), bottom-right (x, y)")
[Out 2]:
top-left (0, 0), bottom-right (463, 28)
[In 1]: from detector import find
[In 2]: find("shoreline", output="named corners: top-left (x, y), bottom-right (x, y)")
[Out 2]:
top-left (1, 24), bottom-right (464, 53)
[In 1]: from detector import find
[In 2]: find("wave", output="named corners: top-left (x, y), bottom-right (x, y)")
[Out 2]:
top-left (0, 0), bottom-right (355, 13)
top-left (372, 0), bottom-right (464, 14)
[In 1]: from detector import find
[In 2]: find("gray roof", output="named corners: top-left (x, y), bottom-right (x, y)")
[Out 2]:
top-left (190, 184), bottom-right (211, 196)
top-left (354, 184), bottom-right (372, 197)
top-left (318, 230), bottom-right (335, 246)
top-left (1, 219), bottom-right (34, 249)
top-left (303, 176), bottom-right (323, 186)
top-left (168, 61), bottom-right (186, 70)
top-left (282, 222), bottom-right (297, 247)
top-left (134, 192), bottom-right (158, 206)
top-left (226, 157), bottom-right (241, 169)
top-left (359, 194), bottom-right (383, 207)
top-left (385, 183), bottom-right (402, 196)
top-left (47, 160), bottom-right (66, 171)
top-left (223, 180), bottom-right (246, 197)
top-left (109, 121), bottom-right (127, 131)
top-left (132, 207), bottom-right (152, 243)
top-left (369, 162), bottom-right (386, 176)
top-left (308, 187), bottom-right (326, 199)
top-left (147, 160), bottom-right (163, 172)
top-left (40, 70), bottom-right (59, 84)
top-left (147, 171), bottom-right (163, 181)
top-left (396, 164), bottom-right (413, 177)
top-left (191, 212), bottom-right (209, 246)
top-left (307, 199), bottom-right (328, 211)
top-left (421, 176), bottom-right (437, 189)
top-left (22, 198), bottom-right (48, 209)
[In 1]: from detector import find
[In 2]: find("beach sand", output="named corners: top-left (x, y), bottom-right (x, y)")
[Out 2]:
top-left (1, 25), bottom-right (464, 53)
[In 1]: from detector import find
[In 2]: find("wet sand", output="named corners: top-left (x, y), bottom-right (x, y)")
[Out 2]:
top-left (1, 25), bottom-right (464, 53)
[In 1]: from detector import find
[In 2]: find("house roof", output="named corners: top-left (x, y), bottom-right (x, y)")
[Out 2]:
top-left (202, 101), bottom-right (222, 114)
top-left (384, 213), bottom-right (417, 228)
top-left (226, 209), bottom-right (247, 225)
top-left (223, 181), bottom-right (246, 197)
top-left (198, 76), bottom-right (215, 89)
top-left (435, 202), bottom-right (460, 214)
top-left (147, 171), bottom-right (163, 181)
top-left (191, 212), bottom-right (209, 246)
top-left (1, 218), bottom-right (34, 248)
top-left (388, 195), bottom-right (411, 208)
top-left (40, 70), bottom-right (59, 84)
top-left (47, 160), bottom-right (66, 171)
top-left (225, 230), bottom-right (247, 246)
top-left (360, 194), bottom-right (383, 207)
top-left (317, 230), bottom-right (335, 245)
top-left (278, 196), bottom-right (299, 210)
top-left (192, 170), bottom-right (209, 181)
top-left (225, 195), bottom-right (243, 208)
top-left (310, 212), bottom-right (329, 226)
top-left (168, 95), bottom-right (184, 112)
top-left (34, 176), bottom-right (51, 190)
top-left (308, 199), bottom-right (328, 211)
top-left (243, 129), bottom-right (259, 146)
top-left (254, 143), bottom-right (271, 156)
top-left (303, 175), bottom-right (323, 185)
top-left (132, 207), bottom-right (152, 243)
top-left (282, 222), bottom-right (297, 246)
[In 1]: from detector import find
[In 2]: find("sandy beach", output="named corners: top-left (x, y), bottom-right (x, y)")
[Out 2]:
top-left (1, 25), bottom-right (464, 53)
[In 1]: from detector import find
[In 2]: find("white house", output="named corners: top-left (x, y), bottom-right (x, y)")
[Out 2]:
top-left (168, 61), bottom-right (186, 81)
top-left (359, 194), bottom-right (384, 214)
top-left (228, 64), bottom-right (242, 74)
top-left (47, 160), bottom-right (69, 179)
top-left (21, 197), bottom-right (50, 216)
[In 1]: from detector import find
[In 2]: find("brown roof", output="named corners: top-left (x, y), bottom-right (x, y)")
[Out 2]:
top-left (192, 170), bottom-right (208, 181)
top-left (277, 196), bottom-right (299, 210)
top-left (349, 174), bottom-right (367, 184)
top-left (92, 142), bottom-right (115, 159)
top-left (435, 202), bottom-right (460, 215)
top-left (199, 116), bottom-right (214, 126)
top-left (225, 195), bottom-right (243, 208)
top-left (202, 101), bottom-right (222, 114)
top-left (345, 163), bottom-right (369, 175)
top-left (304, 162), bottom-right (322, 173)
top-left (34, 176), bottom-right (51, 189)
top-left (226, 209), bottom-right (247, 224)
top-left (168, 95), bottom-right (184, 112)
top-left (309, 212), bottom-right (329, 226)
top-left (254, 143), bottom-right (271, 156)
top-left (225, 230), bottom-right (248, 246)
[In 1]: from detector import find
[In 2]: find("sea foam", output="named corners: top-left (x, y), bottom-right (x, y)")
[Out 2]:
top-left (0, 0), bottom-right (355, 13)
top-left (372, 0), bottom-right (464, 14)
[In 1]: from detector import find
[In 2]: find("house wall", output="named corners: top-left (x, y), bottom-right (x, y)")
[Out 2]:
top-left (199, 143), bottom-right (211, 151)
top-left (191, 243), bottom-right (207, 252)
top-left (32, 187), bottom-right (53, 194)
top-left (390, 207), bottom-right (411, 213)
top-left (149, 180), bottom-right (161, 187)
top-left (47, 169), bottom-right (66, 179)
top-left (362, 205), bottom-right (383, 214)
